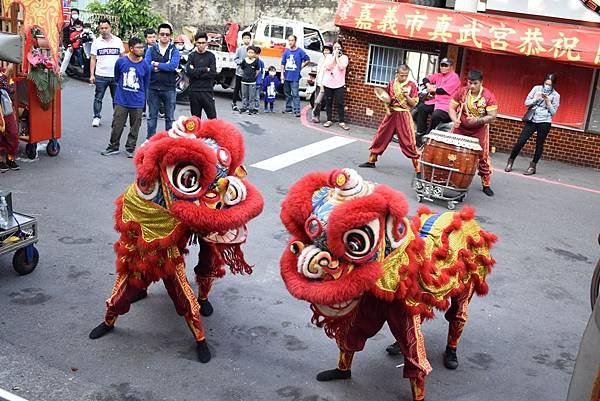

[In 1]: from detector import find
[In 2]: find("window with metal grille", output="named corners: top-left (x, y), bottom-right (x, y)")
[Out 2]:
top-left (366, 44), bottom-right (438, 86)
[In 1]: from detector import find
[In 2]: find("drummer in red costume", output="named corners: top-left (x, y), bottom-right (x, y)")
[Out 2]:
top-left (448, 70), bottom-right (497, 197)
top-left (358, 65), bottom-right (421, 176)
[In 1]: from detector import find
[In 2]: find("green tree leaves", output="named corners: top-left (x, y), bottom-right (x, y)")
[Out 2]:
top-left (86, 0), bottom-right (163, 40)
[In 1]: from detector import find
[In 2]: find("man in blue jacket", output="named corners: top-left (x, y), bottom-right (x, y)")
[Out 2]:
top-left (145, 23), bottom-right (180, 138)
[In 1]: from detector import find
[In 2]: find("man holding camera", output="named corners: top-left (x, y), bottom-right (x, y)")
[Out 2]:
top-left (415, 58), bottom-right (460, 144)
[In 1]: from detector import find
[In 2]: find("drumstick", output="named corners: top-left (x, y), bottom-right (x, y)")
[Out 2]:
top-left (451, 103), bottom-right (464, 133)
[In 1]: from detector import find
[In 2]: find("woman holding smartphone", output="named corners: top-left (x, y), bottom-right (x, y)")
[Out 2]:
top-left (505, 73), bottom-right (560, 175)
top-left (322, 41), bottom-right (350, 130)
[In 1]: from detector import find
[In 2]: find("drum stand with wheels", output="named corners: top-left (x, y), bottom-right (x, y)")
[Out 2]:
top-left (412, 160), bottom-right (467, 210)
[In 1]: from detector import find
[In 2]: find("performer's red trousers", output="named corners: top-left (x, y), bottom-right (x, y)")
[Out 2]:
top-left (453, 123), bottom-right (492, 187)
top-left (0, 112), bottom-right (19, 158)
top-left (335, 293), bottom-right (432, 401)
top-left (104, 266), bottom-right (206, 342)
top-left (445, 281), bottom-right (476, 348)
top-left (369, 111), bottom-right (420, 173)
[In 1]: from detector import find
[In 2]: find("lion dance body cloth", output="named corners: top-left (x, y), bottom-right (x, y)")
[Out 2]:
top-left (279, 168), bottom-right (496, 401)
top-left (89, 116), bottom-right (264, 363)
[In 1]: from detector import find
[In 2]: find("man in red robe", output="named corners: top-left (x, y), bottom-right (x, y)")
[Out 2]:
top-left (448, 70), bottom-right (498, 197)
top-left (359, 65), bottom-right (421, 176)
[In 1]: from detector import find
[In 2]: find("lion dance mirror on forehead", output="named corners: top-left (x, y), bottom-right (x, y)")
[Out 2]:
top-left (89, 116), bottom-right (264, 363)
top-left (280, 168), bottom-right (496, 401)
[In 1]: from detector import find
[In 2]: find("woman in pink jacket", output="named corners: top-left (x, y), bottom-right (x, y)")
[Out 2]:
top-left (322, 41), bottom-right (350, 130)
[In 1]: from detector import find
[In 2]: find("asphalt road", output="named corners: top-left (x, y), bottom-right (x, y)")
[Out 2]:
top-left (0, 79), bottom-right (599, 401)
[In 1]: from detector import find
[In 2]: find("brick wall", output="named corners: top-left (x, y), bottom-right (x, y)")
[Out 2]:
top-left (489, 118), bottom-right (600, 168)
top-left (339, 28), bottom-right (600, 169)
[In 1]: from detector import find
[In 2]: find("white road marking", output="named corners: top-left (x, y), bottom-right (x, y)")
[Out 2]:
top-left (0, 388), bottom-right (29, 401)
top-left (250, 136), bottom-right (357, 171)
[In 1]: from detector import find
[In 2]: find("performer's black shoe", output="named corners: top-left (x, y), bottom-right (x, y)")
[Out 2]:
top-left (443, 346), bottom-right (459, 370)
top-left (415, 172), bottom-right (423, 180)
top-left (199, 298), bottom-right (214, 317)
top-left (482, 186), bottom-right (494, 197)
top-left (385, 341), bottom-right (402, 356)
top-left (358, 162), bottom-right (375, 168)
top-left (89, 322), bottom-right (114, 339)
top-left (196, 340), bottom-right (211, 363)
top-left (130, 289), bottom-right (147, 303)
top-left (316, 368), bottom-right (351, 381)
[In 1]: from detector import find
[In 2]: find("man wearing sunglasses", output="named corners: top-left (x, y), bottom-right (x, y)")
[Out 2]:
top-left (145, 23), bottom-right (180, 138)
top-left (186, 32), bottom-right (217, 119)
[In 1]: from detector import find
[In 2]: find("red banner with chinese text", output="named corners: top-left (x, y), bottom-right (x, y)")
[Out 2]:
top-left (335, 0), bottom-right (600, 68)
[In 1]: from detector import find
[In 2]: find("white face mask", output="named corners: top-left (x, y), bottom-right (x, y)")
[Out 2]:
top-left (543, 84), bottom-right (552, 92)
top-left (175, 44), bottom-right (184, 51)
top-left (269, 71), bottom-right (276, 76)
top-left (71, 14), bottom-right (79, 20)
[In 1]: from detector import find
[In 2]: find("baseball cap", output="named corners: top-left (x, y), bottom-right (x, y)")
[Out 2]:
top-left (440, 58), bottom-right (453, 66)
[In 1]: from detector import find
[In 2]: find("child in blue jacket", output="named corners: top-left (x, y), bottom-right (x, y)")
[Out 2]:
top-left (262, 66), bottom-right (281, 113)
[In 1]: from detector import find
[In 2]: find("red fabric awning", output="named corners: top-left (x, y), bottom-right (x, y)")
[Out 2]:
top-left (335, 0), bottom-right (600, 68)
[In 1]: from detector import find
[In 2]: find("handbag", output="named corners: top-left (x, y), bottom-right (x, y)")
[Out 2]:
top-left (0, 89), bottom-right (13, 116)
top-left (522, 106), bottom-right (535, 123)
top-left (522, 89), bottom-right (553, 123)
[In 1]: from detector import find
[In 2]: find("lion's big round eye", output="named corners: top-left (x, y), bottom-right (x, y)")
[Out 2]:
top-left (169, 163), bottom-right (202, 195)
top-left (217, 147), bottom-right (231, 167)
top-left (386, 215), bottom-right (408, 249)
top-left (224, 176), bottom-right (247, 206)
top-left (342, 219), bottom-right (380, 261)
top-left (135, 179), bottom-right (159, 200)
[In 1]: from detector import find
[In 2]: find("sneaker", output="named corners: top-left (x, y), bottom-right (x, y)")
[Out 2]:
top-left (125, 150), bottom-right (134, 158)
top-left (251, 109), bottom-right (258, 114)
top-left (239, 108), bottom-right (247, 114)
top-left (443, 346), bottom-right (459, 369)
top-left (263, 108), bottom-right (269, 113)
top-left (0, 162), bottom-right (8, 173)
top-left (231, 103), bottom-right (239, 111)
top-left (385, 342), bottom-right (402, 356)
top-left (311, 117), bottom-right (320, 123)
top-left (142, 112), bottom-right (147, 119)
top-left (482, 186), bottom-right (494, 197)
top-left (92, 117), bottom-right (100, 127)
top-left (282, 109), bottom-right (293, 114)
top-left (6, 160), bottom-right (19, 170)
top-left (323, 121), bottom-right (333, 128)
top-left (339, 122), bottom-right (350, 131)
top-left (295, 113), bottom-right (301, 118)
top-left (358, 161), bottom-right (376, 168)
top-left (100, 148), bottom-right (120, 156)
top-left (158, 112), bottom-right (165, 119)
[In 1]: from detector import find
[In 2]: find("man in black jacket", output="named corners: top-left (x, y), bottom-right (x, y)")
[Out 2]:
top-left (186, 32), bottom-right (217, 119)
top-left (144, 23), bottom-right (180, 138)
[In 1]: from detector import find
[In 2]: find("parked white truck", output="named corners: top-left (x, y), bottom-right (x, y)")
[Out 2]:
top-left (177, 17), bottom-right (326, 101)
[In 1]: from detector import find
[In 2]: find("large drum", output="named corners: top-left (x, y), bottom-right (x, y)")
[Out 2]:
top-left (421, 130), bottom-right (482, 190)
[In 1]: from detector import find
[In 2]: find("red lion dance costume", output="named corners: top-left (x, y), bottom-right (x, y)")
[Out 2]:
top-left (280, 168), bottom-right (496, 401)
top-left (89, 116), bottom-right (264, 363)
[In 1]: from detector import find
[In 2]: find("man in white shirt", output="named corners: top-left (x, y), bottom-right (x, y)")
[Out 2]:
top-left (90, 18), bottom-right (124, 127)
